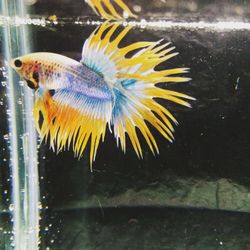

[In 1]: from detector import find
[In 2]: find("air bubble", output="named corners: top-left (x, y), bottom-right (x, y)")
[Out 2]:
top-left (38, 202), bottom-right (42, 209)
top-left (140, 19), bottom-right (147, 28)
top-left (17, 98), bottom-right (23, 105)
top-left (133, 5), bottom-right (142, 13)
top-left (3, 134), bottom-right (9, 140)
top-left (19, 81), bottom-right (24, 86)
top-left (9, 203), bottom-right (14, 212)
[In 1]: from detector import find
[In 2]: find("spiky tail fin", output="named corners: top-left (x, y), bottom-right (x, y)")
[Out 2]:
top-left (85, 0), bottom-right (136, 19)
top-left (81, 22), bottom-right (195, 160)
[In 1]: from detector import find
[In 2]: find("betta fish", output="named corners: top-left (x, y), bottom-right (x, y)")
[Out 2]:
top-left (85, 0), bottom-right (136, 19)
top-left (11, 22), bottom-right (194, 170)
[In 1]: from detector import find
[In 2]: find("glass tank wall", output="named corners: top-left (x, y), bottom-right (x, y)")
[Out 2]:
top-left (1, 0), bottom-right (250, 249)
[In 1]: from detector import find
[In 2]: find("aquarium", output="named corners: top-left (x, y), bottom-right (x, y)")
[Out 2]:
top-left (1, 0), bottom-right (250, 249)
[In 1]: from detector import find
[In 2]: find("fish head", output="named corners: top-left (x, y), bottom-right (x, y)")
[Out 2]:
top-left (10, 54), bottom-right (41, 90)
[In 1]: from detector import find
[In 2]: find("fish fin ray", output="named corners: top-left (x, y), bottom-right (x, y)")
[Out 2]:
top-left (87, 23), bottom-right (195, 157)
top-left (33, 88), bottom-right (112, 169)
top-left (85, 0), bottom-right (136, 19)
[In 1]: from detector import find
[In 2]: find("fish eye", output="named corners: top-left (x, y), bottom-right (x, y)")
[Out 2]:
top-left (14, 59), bottom-right (22, 68)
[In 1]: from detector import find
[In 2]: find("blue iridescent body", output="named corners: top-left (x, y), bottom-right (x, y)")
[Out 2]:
top-left (49, 62), bottom-right (112, 100)
top-left (31, 55), bottom-right (114, 111)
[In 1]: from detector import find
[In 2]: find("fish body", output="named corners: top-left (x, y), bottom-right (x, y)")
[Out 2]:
top-left (11, 52), bottom-right (111, 98)
top-left (11, 22), bottom-right (194, 170)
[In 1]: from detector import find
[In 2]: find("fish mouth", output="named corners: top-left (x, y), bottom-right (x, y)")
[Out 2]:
top-left (9, 59), bottom-right (16, 69)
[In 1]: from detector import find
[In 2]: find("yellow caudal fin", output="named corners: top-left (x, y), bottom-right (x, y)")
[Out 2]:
top-left (81, 22), bottom-right (195, 158)
top-left (85, 0), bottom-right (136, 19)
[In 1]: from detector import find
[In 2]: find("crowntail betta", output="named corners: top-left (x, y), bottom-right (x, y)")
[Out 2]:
top-left (85, 0), bottom-right (136, 19)
top-left (11, 22), bottom-right (194, 170)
